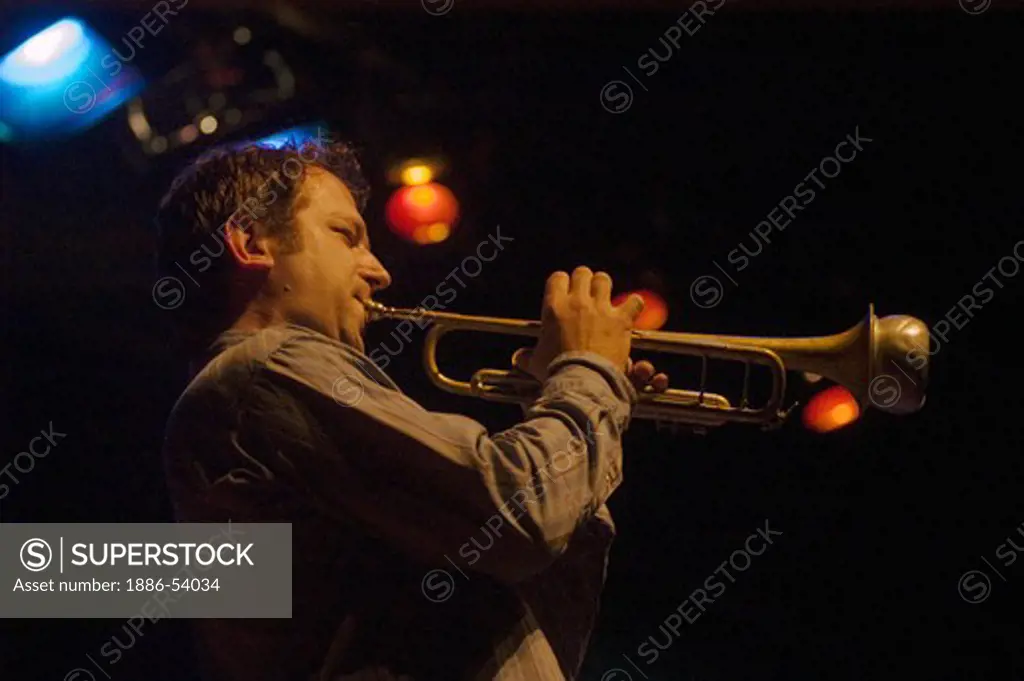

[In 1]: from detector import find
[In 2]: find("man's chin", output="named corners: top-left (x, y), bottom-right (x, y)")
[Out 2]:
top-left (342, 333), bottom-right (365, 353)
top-left (338, 306), bottom-right (367, 352)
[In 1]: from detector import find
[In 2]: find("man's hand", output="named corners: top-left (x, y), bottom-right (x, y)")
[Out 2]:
top-left (510, 267), bottom-right (669, 391)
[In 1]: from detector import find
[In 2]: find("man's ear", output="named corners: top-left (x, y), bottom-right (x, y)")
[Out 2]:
top-left (222, 217), bottom-right (275, 271)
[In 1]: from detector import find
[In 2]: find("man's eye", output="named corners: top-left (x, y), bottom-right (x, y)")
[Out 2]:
top-left (333, 227), bottom-right (357, 245)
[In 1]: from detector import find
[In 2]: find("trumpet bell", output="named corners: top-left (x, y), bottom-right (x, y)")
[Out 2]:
top-left (866, 313), bottom-right (929, 414)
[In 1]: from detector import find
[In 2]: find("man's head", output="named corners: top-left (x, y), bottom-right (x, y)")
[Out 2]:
top-left (155, 136), bottom-right (392, 355)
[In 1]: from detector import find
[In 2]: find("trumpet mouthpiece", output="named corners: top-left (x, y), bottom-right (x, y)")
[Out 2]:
top-left (363, 299), bottom-right (391, 322)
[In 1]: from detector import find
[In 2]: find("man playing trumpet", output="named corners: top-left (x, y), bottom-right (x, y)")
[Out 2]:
top-left (155, 136), bottom-right (668, 681)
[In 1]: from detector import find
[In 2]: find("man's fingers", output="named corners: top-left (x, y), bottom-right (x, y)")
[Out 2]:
top-left (545, 271), bottom-right (570, 301)
top-left (512, 347), bottom-right (533, 371)
top-left (617, 293), bottom-right (645, 320)
top-left (634, 372), bottom-right (670, 393)
top-left (570, 266), bottom-right (593, 297)
top-left (627, 358), bottom-right (670, 393)
top-left (591, 272), bottom-right (613, 303)
top-left (543, 271), bottom-right (570, 319)
top-left (630, 360), bottom-right (655, 383)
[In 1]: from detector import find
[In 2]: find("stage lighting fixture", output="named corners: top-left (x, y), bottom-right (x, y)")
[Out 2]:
top-left (0, 17), bottom-right (144, 142)
top-left (121, 23), bottom-right (296, 157)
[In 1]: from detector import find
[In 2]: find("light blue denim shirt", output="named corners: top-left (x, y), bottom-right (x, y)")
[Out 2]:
top-left (161, 323), bottom-right (637, 681)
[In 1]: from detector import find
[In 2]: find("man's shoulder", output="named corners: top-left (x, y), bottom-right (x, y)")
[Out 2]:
top-left (259, 326), bottom-right (393, 403)
top-left (161, 325), bottom-right (341, 463)
top-left (160, 325), bottom-right (337, 519)
top-left (175, 324), bottom-right (390, 413)
top-left (186, 324), bottom-right (315, 392)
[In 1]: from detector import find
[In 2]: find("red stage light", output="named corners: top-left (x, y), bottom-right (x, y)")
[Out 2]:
top-left (613, 289), bottom-right (668, 330)
top-left (384, 182), bottom-right (459, 244)
top-left (802, 385), bottom-right (861, 433)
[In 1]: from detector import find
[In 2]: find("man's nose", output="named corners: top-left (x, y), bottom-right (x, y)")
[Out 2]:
top-left (361, 254), bottom-right (392, 293)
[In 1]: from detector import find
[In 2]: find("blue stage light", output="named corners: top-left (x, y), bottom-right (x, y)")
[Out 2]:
top-left (0, 19), bottom-right (89, 86)
top-left (0, 17), bottom-right (144, 142)
top-left (252, 122), bottom-right (328, 149)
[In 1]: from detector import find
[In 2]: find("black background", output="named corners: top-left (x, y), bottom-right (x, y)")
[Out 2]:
top-left (2, 2), bottom-right (1022, 680)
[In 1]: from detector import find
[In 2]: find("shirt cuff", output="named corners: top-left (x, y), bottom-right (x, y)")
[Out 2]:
top-left (546, 351), bottom-right (638, 422)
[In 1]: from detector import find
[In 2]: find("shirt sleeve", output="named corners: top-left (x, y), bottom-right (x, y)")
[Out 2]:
top-left (234, 330), bottom-right (637, 585)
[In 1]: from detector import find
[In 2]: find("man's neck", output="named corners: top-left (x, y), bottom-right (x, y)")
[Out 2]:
top-left (232, 303), bottom-right (341, 343)
top-left (185, 307), bottom-right (345, 381)
top-left (183, 309), bottom-right (276, 381)
top-left (227, 305), bottom-right (284, 335)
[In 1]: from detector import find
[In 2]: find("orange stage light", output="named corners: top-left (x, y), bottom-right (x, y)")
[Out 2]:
top-left (400, 163), bottom-right (434, 186)
top-left (613, 289), bottom-right (668, 330)
top-left (802, 385), bottom-right (861, 433)
top-left (384, 182), bottom-right (459, 244)
top-left (387, 157), bottom-right (444, 186)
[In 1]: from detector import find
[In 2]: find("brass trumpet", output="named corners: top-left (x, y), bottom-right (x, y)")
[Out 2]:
top-left (364, 300), bottom-right (928, 429)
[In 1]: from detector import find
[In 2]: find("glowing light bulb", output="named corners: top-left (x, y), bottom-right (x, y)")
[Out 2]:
top-left (401, 164), bottom-right (434, 186)
top-left (20, 19), bottom-right (83, 65)
top-left (0, 18), bottom-right (90, 86)
top-left (802, 385), bottom-right (861, 433)
top-left (385, 183), bottom-right (459, 244)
